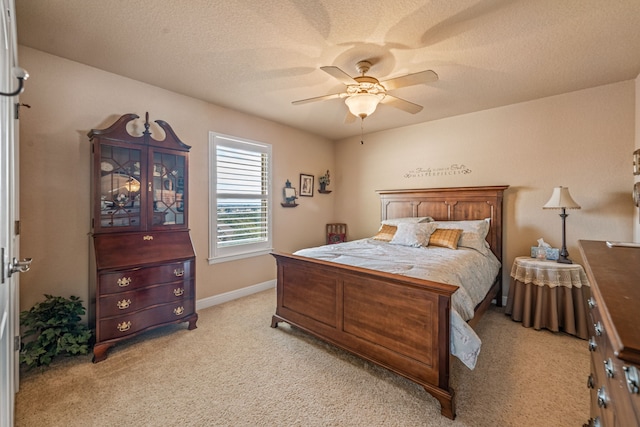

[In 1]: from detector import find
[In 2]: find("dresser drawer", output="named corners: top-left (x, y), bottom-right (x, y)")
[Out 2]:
top-left (589, 357), bottom-right (603, 424)
top-left (97, 298), bottom-right (195, 341)
top-left (585, 293), bottom-right (639, 426)
top-left (98, 281), bottom-right (193, 318)
top-left (587, 299), bottom-right (608, 357)
top-left (601, 346), bottom-right (638, 427)
top-left (99, 260), bottom-right (193, 294)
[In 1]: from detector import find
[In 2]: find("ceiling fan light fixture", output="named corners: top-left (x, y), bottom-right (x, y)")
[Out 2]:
top-left (345, 92), bottom-right (383, 119)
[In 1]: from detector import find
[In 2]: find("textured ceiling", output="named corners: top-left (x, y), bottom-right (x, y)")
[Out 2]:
top-left (15, 0), bottom-right (640, 140)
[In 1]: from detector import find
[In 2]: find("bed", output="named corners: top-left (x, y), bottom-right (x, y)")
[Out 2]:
top-left (270, 185), bottom-right (508, 419)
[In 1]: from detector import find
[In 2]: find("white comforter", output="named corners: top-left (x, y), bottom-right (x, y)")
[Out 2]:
top-left (294, 238), bottom-right (501, 369)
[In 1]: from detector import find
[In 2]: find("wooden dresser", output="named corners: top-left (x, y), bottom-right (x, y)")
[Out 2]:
top-left (579, 240), bottom-right (640, 427)
top-left (89, 113), bottom-right (197, 362)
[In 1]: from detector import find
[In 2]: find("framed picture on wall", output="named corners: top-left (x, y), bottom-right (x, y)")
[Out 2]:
top-left (299, 174), bottom-right (314, 197)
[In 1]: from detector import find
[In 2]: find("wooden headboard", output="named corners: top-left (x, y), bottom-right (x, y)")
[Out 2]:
top-left (377, 186), bottom-right (509, 262)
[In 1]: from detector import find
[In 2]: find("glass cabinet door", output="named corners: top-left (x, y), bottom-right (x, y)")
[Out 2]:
top-left (99, 145), bottom-right (142, 229)
top-left (152, 151), bottom-right (185, 227)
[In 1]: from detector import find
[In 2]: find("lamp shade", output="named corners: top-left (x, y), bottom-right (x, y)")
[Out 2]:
top-left (345, 93), bottom-right (382, 118)
top-left (543, 186), bottom-right (581, 209)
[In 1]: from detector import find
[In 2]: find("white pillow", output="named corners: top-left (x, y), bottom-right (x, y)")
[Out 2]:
top-left (430, 219), bottom-right (491, 255)
top-left (381, 216), bottom-right (434, 226)
top-left (389, 222), bottom-right (438, 248)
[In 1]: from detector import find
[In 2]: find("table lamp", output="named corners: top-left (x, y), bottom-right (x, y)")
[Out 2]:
top-left (543, 186), bottom-right (581, 264)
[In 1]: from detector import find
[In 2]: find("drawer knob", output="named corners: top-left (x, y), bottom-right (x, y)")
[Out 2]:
top-left (604, 358), bottom-right (614, 378)
top-left (596, 386), bottom-right (608, 408)
top-left (117, 321), bottom-right (131, 332)
top-left (174, 268), bottom-right (185, 277)
top-left (117, 299), bottom-right (131, 310)
top-left (143, 235), bottom-right (154, 241)
top-left (587, 373), bottom-right (595, 389)
top-left (587, 417), bottom-right (601, 427)
top-left (117, 277), bottom-right (132, 287)
top-left (594, 321), bottom-right (603, 337)
top-left (173, 288), bottom-right (184, 297)
top-left (588, 337), bottom-right (597, 352)
top-left (587, 297), bottom-right (596, 309)
top-left (623, 365), bottom-right (639, 394)
top-left (173, 306), bottom-right (184, 316)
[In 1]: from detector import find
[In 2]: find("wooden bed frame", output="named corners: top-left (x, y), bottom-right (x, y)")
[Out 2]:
top-left (271, 185), bottom-right (508, 419)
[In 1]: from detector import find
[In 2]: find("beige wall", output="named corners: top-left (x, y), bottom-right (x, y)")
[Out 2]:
top-left (334, 81), bottom-right (636, 290)
top-left (635, 73), bottom-right (640, 242)
top-left (17, 45), bottom-right (637, 312)
top-left (18, 47), bottom-right (335, 311)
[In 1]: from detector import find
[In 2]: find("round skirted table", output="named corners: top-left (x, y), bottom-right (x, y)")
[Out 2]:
top-left (505, 256), bottom-right (590, 339)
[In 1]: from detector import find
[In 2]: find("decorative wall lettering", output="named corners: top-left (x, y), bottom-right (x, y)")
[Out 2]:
top-left (404, 164), bottom-right (472, 179)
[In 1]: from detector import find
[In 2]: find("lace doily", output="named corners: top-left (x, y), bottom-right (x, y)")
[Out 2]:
top-left (510, 256), bottom-right (590, 288)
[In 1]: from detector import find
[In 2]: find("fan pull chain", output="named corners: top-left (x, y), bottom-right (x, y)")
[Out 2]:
top-left (360, 118), bottom-right (365, 145)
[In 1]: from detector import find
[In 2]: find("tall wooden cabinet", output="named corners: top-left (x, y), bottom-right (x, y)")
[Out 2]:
top-left (89, 113), bottom-right (197, 362)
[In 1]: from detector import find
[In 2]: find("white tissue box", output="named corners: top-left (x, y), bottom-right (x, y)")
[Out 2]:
top-left (530, 247), bottom-right (560, 260)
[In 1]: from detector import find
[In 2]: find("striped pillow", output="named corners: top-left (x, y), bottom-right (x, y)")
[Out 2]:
top-left (429, 228), bottom-right (463, 249)
top-left (372, 224), bottom-right (397, 242)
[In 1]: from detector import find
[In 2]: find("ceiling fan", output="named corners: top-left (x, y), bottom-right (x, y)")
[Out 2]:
top-left (292, 60), bottom-right (438, 121)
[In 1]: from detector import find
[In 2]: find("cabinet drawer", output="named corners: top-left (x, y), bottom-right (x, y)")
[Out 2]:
top-left (97, 298), bottom-right (194, 341)
top-left (99, 261), bottom-right (193, 294)
top-left (98, 281), bottom-right (193, 318)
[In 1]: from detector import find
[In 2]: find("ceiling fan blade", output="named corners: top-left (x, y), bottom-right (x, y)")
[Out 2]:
top-left (381, 95), bottom-right (424, 114)
top-left (381, 70), bottom-right (438, 91)
top-left (292, 92), bottom-right (344, 105)
top-left (320, 66), bottom-right (358, 85)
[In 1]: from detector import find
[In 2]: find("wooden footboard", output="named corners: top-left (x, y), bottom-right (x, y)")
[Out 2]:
top-left (271, 251), bottom-right (460, 419)
top-left (270, 186), bottom-right (508, 419)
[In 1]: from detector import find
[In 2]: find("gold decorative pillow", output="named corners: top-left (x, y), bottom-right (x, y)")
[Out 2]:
top-left (372, 224), bottom-right (397, 242)
top-left (429, 228), bottom-right (463, 249)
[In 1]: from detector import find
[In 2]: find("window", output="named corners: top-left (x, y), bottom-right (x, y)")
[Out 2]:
top-left (209, 132), bottom-right (272, 263)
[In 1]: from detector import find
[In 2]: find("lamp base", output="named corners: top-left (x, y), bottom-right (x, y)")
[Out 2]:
top-left (557, 255), bottom-right (573, 264)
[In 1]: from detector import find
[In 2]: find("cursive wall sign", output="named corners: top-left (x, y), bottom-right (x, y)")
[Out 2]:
top-left (404, 164), bottom-right (472, 179)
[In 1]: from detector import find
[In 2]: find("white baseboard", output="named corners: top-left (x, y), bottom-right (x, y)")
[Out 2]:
top-left (492, 296), bottom-right (508, 307)
top-left (196, 279), bottom-right (276, 311)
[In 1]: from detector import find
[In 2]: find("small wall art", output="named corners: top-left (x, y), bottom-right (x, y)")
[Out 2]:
top-left (299, 173), bottom-right (314, 197)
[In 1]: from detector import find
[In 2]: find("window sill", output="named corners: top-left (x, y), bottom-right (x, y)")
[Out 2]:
top-left (207, 248), bottom-right (273, 265)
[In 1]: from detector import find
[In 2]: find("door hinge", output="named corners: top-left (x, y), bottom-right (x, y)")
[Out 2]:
top-left (14, 220), bottom-right (20, 235)
top-left (14, 335), bottom-right (21, 351)
top-left (14, 102), bottom-right (30, 120)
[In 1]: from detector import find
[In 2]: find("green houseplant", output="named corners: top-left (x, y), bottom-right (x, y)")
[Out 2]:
top-left (20, 294), bottom-right (92, 369)
top-left (318, 170), bottom-right (330, 191)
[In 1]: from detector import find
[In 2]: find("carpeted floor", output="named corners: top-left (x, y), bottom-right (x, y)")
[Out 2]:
top-left (15, 288), bottom-right (589, 426)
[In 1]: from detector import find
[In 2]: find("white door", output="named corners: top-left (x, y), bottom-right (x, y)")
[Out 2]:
top-left (1, 1), bottom-right (29, 426)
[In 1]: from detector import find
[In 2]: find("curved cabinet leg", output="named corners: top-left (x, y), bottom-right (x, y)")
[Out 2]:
top-left (92, 342), bottom-right (114, 363)
top-left (187, 313), bottom-right (198, 330)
